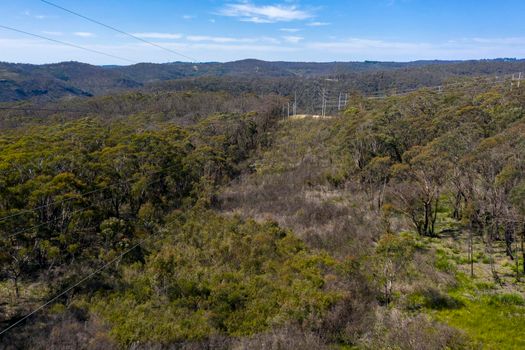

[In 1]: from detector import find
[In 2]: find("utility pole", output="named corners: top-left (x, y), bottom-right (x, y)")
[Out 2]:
top-left (293, 91), bottom-right (297, 116)
top-left (287, 102), bottom-right (290, 118)
top-left (510, 72), bottom-right (521, 90)
top-left (321, 88), bottom-right (326, 117)
top-left (519, 72), bottom-right (522, 88)
top-left (320, 88), bottom-right (323, 117)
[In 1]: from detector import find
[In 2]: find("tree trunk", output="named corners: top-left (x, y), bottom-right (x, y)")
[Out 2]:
top-left (505, 223), bottom-right (514, 260)
top-left (469, 229), bottom-right (474, 278)
top-left (13, 275), bottom-right (19, 299)
top-left (431, 196), bottom-right (439, 237)
top-left (423, 201), bottom-right (430, 236)
top-left (487, 226), bottom-right (502, 286)
top-left (515, 231), bottom-right (520, 281)
top-left (521, 229), bottom-right (525, 275)
top-left (453, 191), bottom-right (462, 220)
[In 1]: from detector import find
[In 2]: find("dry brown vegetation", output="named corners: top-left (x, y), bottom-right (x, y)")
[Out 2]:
top-left (3, 78), bottom-right (525, 348)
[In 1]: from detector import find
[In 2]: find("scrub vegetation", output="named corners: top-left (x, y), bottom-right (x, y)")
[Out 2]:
top-left (1, 66), bottom-right (525, 349)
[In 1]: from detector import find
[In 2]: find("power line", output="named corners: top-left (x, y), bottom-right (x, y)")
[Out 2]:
top-left (0, 170), bottom-right (181, 335)
top-left (0, 165), bottom-right (186, 335)
top-left (0, 25), bottom-right (135, 64)
top-left (0, 236), bottom-right (148, 337)
top-left (284, 72), bottom-right (519, 117)
top-left (364, 74), bottom-right (515, 99)
top-left (40, 0), bottom-right (198, 63)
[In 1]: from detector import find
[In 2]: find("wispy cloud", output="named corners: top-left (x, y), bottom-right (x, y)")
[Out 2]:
top-left (132, 32), bottom-right (183, 39)
top-left (182, 43), bottom-right (296, 53)
top-left (4, 35), bottom-right (525, 64)
top-left (73, 32), bottom-right (95, 37)
top-left (307, 21), bottom-right (330, 27)
top-left (280, 28), bottom-right (301, 33)
top-left (282, 36), bottom-right (303, 44)
top-left (42, 31), bottom-right (63, 36)
top-left (308, 38), bottom-right (429, 50)
top-left (219, 2), bottom-right (312, 23)
top-left (182, 15), bottom-right (194, 20)
top-left (23, 10), bottom-right (52, 20)
top-left (186, 35), bottom-right (280, 44)
top-left (187, 35), bottom-right (254, 43)
top-left (471, 37), bottom-right (525, 45)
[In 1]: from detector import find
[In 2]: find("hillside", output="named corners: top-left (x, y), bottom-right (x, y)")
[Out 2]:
top-left (2, 59), bottom-right (525, 102)
top-left (1, 76), bottom-right (525, 348)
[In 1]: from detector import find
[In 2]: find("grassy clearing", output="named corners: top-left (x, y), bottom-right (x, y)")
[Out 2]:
top-left (432, 274), bottom-right (525, 350)
top-left (421, 218), bottom-right (525, 349)
top-left (384, 201), bottom-right (525, 350)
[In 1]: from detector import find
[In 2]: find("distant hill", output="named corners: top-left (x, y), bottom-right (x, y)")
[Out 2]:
top-left (0, 61), bottom-right (140, 102)
top-left (1, 58), bottom-right (525, 102)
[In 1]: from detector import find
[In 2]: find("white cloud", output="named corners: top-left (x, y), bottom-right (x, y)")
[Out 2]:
top-left (280, 28), bottom-right (300, 33)
top-left (23, 10), bottom-right (52, 20)
top-left (188, 43), bottom-right (295, 53)
top-left (42, 31), bottom-right (63, 36)
top-left (219, 2), bottom-right (312, 23)
top-left (186, 35), bottom-right (280, 44)
top-left (307, 22), bottom-right (330, 27)
top-left (3, 36), bottom-right (525, 65)
top-left (304, 37), bottom-right (525, 61)
top-left (261, 36), bottom-right (281, 44)
top-left (308, 38), bottom-right (430, 51)
top-left (283, 36), bottom-right (303, 44)
top-left (471, 37), bottom-right (525, 45)
top-left (187, 35), bottom-right (254, 43)
top-left (74, 32), bottom-right (95, 37)
top-left (182, 15), bottom-right (194, 20)
top-left (132, 32), bottom-right (183, 39)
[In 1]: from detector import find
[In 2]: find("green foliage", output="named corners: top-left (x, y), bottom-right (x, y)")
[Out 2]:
top-left (432, 274), bottom-right (525, 350)
top-left (421, 288), bottom-right (464, 310)
top-left (93, 211), bottom-right (339, 345)
top-left (434, 248), bottom-right (457, 272)
top-left (436, 294), bottom-right (525, 349)
top-left (0, 97), bottom-right (283, 300)
top-left (4, 68), bottom-right (525, 348)
top-left (486, 293), bottom-right (525, 306)
top-left (370, 233), bottom-right (418, 304)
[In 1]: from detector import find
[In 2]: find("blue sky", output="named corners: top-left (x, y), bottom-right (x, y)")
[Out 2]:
top-left (1, 0), bottom-right (525, 64)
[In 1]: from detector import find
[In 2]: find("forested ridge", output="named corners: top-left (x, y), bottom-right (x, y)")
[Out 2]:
top-left (2, 58), bottom-right (525, 102)
top-left (1, 71), bottom-right (525, 349)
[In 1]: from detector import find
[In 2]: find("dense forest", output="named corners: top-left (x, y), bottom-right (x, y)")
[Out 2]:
top-left (2, 58), bottom-right (525, 102)
top-left (1, 66), bottom-right (525, 349)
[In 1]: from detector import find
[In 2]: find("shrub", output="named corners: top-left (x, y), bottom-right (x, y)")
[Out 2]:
top-left (360, 308), bottom-right (471, 350)
top-left (422, 288), bottom-right (464, 310)
top-left (92, 211), bottom-right (340, 346)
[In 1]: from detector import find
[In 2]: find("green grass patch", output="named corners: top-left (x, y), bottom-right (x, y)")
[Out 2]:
top-left (435, 297), bottom-right (525, 349)
top-left (433, 275), bottom-right (525, 349)
top-left (486, 293), bottom-right (525, 306)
